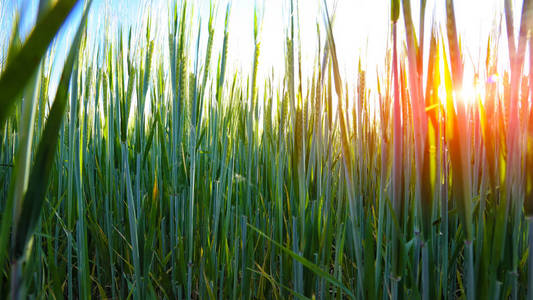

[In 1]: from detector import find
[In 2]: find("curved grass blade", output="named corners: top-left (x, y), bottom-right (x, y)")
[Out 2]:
top-left (12, 0), bottom-right (94, 260)
top-left (247, 223), bottom-right (355, 299)
top-left (0, 0), bottom-right (78, 131)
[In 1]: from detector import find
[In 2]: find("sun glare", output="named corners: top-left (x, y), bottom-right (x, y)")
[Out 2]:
top-left (458, 83), bottom-right (483, 106)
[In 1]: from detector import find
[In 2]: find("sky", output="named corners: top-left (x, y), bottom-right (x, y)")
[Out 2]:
top-left (0, 0), bottom-right (527, 102)
top-left (214, 0), bottom-right (518, 86)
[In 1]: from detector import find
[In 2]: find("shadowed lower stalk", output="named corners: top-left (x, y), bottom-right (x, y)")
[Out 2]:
top-left (390, 0), bottom-right (403, 298)
top-left (528, 219), bottom-right (533, 300)
top-left (400, 0), bottom-right (435, 298)
top-left (323, 2), bottom-right (364, 296)
top-left (505, 1), bottom-right (531, 298)
top-left (445, 1), bottom-right (476, 299)
top-left (526, 33), bottom-right (533, 300)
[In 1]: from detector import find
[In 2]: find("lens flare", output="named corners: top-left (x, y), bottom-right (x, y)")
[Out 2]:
top-left (487, 73), bottom-right (499, 83)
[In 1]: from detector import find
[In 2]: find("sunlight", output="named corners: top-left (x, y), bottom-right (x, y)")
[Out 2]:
top-left (457, 81), bottom-right (483, 106)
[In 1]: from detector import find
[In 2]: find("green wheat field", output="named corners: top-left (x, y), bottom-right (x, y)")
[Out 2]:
top-left (1, 0), bottom-right (533, 299)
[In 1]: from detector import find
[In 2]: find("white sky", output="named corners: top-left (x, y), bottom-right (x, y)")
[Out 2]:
top-left (0, 0), bottom-right (527, 102)
top-left (221, 0), bottom-right (517, 89)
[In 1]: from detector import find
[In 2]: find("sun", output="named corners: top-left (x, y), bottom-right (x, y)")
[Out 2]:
top-left (457, 81), bottom-right (483, 106)
top-left (436, 81), bottom-right (485, 110)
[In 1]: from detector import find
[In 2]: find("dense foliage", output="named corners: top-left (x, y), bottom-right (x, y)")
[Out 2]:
top-left (1, 0), bottom-right (532, 299)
